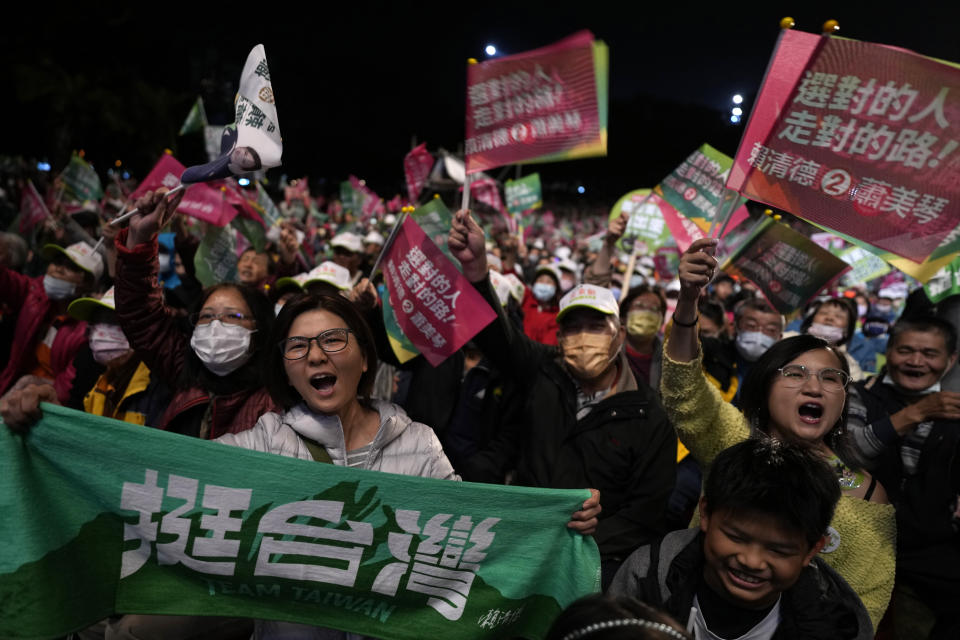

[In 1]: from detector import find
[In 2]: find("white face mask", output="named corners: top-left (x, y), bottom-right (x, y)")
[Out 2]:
top-left (89, 323), bottom-right (131, 365)
top-left (189, 320), bottom-right (255, 376)
top-left (735, 331), bottom-right (776, 362)
top-left (43, 274), bottom-right (77, 300)
top-left (807, 322), bottom-right (846, 345)
top-left (158, 253), bottom-right (172, 273)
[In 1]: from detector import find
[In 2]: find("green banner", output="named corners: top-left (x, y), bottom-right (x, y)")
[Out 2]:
top-left (721, 218), bottom-right (851, 315)
top-left (194, 222), bottom-right (238, 287)
top-left (504, 174), bottom-right (542, 216)
top-left (0, 405), bottom-right (599, 639)
top-left (60, 153), bottom-right (104, 202)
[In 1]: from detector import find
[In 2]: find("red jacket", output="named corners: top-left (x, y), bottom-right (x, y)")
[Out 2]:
top-left (114, 231), bottom-right (277, 438)
top-left (521, 286), bottom-right (559, 346)
top-left (0, 266), bottom-right (87, 402)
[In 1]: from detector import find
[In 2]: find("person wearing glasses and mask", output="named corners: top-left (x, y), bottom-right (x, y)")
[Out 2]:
top-left (661, 237), bottom-right (896, 632)
top-left (111, 188), bottom-right (279, 440)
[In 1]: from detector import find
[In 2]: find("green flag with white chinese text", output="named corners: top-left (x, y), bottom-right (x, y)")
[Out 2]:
top-left (0, 405), bottom-right (600, 639)
top-left (60, 153), bottom-right (104, 202)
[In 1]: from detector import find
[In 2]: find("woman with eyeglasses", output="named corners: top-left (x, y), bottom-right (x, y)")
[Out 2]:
top-left (112, 188), bottom-right (280, 441)
top-left (660, 237), bottom-right (896, 632)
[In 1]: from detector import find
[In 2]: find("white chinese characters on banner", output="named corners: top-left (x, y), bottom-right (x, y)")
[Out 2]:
top-left (119, 469), bottom-right (499, 620)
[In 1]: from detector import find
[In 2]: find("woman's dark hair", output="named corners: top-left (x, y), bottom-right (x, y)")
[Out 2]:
top-left (265, 293), bottom-right (378, 410)
top-left (739, 334), bottom-right (858, 468)
top-left (704, 438), bottom-right (841, 549)
top-left (179, 283), bottom-right (274, 395)
top-left (620, 284), bottom-right (667, 320)
top-left (546, 594), bottom-right (691, 640)
top-left (800, 298), bottom-right (857, 346)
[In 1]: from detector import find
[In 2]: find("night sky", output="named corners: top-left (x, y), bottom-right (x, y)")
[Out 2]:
top-left (6, 1), bottom-right (959, 206)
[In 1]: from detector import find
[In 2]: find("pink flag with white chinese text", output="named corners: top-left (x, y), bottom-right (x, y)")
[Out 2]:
top-left (465, 30), bottom-right (608, 174)
top-left (381, 216), bottom-right (496, 366)
top-left (19, 180), bottom-right (51, 234)
top-left (403, 144), bottom-right (434, 202)
top-left (131, 154), bottom-right (235, 226)
top-left (728, 29), bottom-right (960, 263)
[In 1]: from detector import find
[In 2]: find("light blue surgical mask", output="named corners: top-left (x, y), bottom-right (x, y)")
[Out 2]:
top-left (43, 275), bottom-right (76, 300)
top-left (532, 282), bottom-right (556, 302)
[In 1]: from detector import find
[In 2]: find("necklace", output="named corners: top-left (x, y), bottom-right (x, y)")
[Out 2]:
top-left (828, 455), bottom-right (864, 490)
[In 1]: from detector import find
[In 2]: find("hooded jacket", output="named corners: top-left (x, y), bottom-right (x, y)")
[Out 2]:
top-left (609, 528), bottom-right (874, 640)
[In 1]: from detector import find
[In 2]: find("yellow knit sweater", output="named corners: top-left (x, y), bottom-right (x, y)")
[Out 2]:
top-left (660, 343), bottom-right (896, 631)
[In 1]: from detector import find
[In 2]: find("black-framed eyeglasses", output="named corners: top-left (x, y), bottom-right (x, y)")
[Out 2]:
top-left (776, 364), bottom-right (850, 392)
top-left (190, 311), bottom-right (252, 326)
top-left (280, 328), bottom-right (353, 360)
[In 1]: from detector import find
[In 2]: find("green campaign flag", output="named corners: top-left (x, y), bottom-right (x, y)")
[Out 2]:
top-left (60, 153), bottom-right (104, 202)
top-left (340, 181), bottom-right (362, 214)
top-left (923, 255), bottom-right (960, 303)
top-left (721, 218), bottom-right (851, 315)
top-left (378, 198), bottom-right (458, 363)
top-left (839, 246), bottom-right (892, 287)
top-left (655, 144), bottom-right (744, 233)
top-left (232, 216), bottom-right (267, 253)
top-left (255, 181), bottom-right (283, 229)
top-left (504, 174), bottom-right (543, 216)
top-left (178, 96), bottom-right (209, 136)
top-left (194, 222), bottom-right (238, 287)
top-left (0, 405), bottom-right (599, 639)
top-left (608, 189), bottom-right (671, 252)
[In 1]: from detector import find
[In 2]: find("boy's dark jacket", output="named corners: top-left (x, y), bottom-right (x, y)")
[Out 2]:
top-left (609, 528), bottom-right (873, 640)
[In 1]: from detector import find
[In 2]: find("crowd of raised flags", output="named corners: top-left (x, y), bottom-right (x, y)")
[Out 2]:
top-left (1, 25), bottom-right (959, 640)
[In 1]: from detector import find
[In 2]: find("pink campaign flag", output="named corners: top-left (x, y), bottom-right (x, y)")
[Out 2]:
top-left (465, 30), bottom-right (607, 174)
top-left (19, 180), bottom-right (51, 234)
top-left (403, 144), bottom-right (434, 202)
top-left (658, 196), bottom-right (751, 253)
top-left (728, 29), bottom-right (960, 263)
top-left (381, 216), bottom-right (497, 366)
top-left (132, 154), bottom-right (236, 226)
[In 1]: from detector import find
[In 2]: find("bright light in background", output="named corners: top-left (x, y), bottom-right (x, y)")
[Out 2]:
top-left (238, 177), bottom-right (251, 186)
top-left (732, 107), bottom-right (743, 116)
top-left (485, 44), bottom-right (497, 56)
top-left (730, 115), bottom-right (741, 124)
top-left (732, 94), bottom-right (743, 104)
top-left (577, 185), bottom-right (585, 194)
top-left (122, 171), bottom-right (130, 180)
top-left (37, 161), bottom-right (51, 171)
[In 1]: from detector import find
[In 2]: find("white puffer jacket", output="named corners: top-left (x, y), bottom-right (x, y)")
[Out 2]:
top-left (217, 399), bottom-right (458, 480)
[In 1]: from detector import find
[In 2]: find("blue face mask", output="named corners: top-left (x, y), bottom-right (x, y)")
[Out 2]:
top-left (863, 321), bottom-right (888, 337)
top-left (532, 282), bottom-right (556, 302)
top-left (43, 274), bottom-right (77, 300)
top-left (609, 287), bottom-right (621, 301)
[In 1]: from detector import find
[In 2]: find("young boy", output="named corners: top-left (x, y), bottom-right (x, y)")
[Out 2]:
top-left (609, 438), bottom-right (872, 640)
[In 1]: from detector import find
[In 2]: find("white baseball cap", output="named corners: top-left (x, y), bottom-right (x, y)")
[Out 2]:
top-left (557, 284), bottom-right (620, 322)
top-left (330, 232), bottom-right (364, 254)
top-left (363, 231), bottom-right (385, 246)
top-left (41, 241), bottom-right (104, 281)
top-left (275, 261), bottom-right (352, 291)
